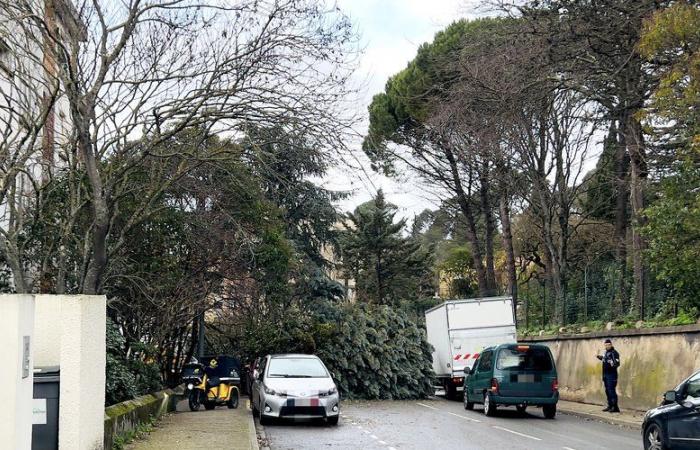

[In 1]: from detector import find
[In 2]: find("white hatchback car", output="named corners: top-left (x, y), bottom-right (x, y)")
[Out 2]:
top-left (251, 354), bottom-right (340, 425)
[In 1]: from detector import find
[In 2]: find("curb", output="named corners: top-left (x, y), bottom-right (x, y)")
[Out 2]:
top-left (558, 407), bottom-right (642, 430)
top-left (246, 400), bottom-right (262, 450)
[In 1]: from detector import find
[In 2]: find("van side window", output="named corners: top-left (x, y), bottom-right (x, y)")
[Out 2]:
top-left (479, 351), bottom-right (493, 372)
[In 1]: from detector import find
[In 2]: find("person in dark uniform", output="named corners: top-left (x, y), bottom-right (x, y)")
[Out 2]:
top-left (596, 339), bottom-right (621, 412)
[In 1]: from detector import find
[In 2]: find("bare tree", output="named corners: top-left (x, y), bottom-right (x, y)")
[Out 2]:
top-left (0, 0), bottom-right (358, 294)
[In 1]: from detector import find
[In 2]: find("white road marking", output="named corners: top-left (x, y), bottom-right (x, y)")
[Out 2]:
top-left (363, 430), bottom-right (371, 434)
top-left (417, 402), bottom-right (438, 410)
top-left (491, 425), bottom-right (542, 441)
top-left (388, 448), bottom-right (397, 450)
top-left (378, 441), bottom-right (387, 445)
top-left (563, 447), bottom-right (578, 450)
top-left (371, 435), bottom-right (378, 440)
top-left (447, 411), bottom-right (481, 423)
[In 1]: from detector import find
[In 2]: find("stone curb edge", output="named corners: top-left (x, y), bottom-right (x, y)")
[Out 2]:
top-left (558, 407), bottom-right (642, 430)
top-left (247, 401), bottom-right (261, 450)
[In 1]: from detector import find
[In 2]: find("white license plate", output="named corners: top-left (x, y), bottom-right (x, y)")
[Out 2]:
top-left (517, 374), bottom-right (535, 383)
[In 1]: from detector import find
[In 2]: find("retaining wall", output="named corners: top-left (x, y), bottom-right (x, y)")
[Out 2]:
top-left (520, 324), bottom-right (700, 411)
top-left (104, 388), bottom-right (180, 449)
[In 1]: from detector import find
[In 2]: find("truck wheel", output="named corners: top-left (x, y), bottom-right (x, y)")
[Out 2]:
top-left (445, 382), bottom-right (457, 400)
top-left (483, 393), bottom-right (497, 417)
top-left (543, 404), bottom-right (556, 419)
top-left (516, 405), bottom-right (527, 415)
top-left (464, 392), bottom-right (474, 410)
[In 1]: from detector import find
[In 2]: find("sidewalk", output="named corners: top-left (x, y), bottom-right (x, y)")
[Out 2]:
top-left (126, 399), bottom-right (258, 450)
top-left (558, 399), bottom-right (645, 429)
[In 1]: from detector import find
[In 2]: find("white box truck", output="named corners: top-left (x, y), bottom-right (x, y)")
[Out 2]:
top-left (425, 296), bottom-right (516, 399)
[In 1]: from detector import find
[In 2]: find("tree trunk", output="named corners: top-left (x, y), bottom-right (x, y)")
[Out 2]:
top-left (479, 161), bottom-right (498, 295)
top-left (625, 113), bottom-right (648, 320)
top-left (76, 117), bottom-right (109, 295)
top-left (444, 146), bottom-right (489, 296)
top-left (499, 194), bottom-right (518, 318)
top-left (613, 118), bottom-right (630, 315)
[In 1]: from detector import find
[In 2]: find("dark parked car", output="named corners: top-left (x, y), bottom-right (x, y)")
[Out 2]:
top-left (463, 343), bottom-right (559, 418)
top-left (643, 370), bottom-right (700, 450)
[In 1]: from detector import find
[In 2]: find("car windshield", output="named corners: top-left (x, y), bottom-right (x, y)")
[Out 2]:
top-left (267, 357), bottom-right (329, 378)
top-left (496, 347), bottom-right (553, 371)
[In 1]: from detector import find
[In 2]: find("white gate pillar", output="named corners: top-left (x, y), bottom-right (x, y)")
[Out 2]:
top-left (0, 294), bottom-right (36, 450)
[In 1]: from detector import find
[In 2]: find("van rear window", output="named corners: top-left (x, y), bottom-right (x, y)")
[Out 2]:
top-left (496, 347), bottom-right (553, 371)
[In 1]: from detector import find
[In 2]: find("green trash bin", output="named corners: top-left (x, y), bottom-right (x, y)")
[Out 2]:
top-left (32, 366), bottom-right (60, 450)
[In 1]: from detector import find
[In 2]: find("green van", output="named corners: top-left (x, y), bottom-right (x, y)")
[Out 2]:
top-left (463, 343), bottom-right (559, 418)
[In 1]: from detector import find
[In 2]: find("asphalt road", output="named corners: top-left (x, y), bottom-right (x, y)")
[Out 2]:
top-left (259, 397), bottom-right (642, 450)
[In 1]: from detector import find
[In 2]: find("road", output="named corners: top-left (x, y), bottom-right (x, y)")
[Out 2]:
top-left (260, 397), bottom-right (642, 450)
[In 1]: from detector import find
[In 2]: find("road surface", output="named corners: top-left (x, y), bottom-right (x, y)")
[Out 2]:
top-left (260, 397), bottom-right (641, 450)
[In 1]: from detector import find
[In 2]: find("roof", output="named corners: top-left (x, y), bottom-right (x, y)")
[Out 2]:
top-left (269, 353), bottom-right (320, 359)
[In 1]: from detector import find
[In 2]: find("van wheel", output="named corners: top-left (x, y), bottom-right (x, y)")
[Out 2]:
top-left (543, 404), bottom-right (556, 419)
top-left (516, 405), bottom-right (527, 415)
top-left (327, 416), bottom-right (339, 426)
top-left (643, 423), bottom-right (666, 450)
top-left (464, 392), bottom-right (474, 410)
top-left (483, 393), bottom-right (497, 417)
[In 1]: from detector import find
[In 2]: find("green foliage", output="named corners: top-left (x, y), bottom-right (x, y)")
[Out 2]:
top-left (643, 159), bottom-right (700, 312)
top-left (639, 2), bottom-right (700, 148)
top-left (341, 190), bottom-right (434, 304)
top-left (105, 318), bottom-right (162, 406)
top-left (313, 302), bottom-right (435, 400)
top-left (112, 414), bottom-right (158, 450)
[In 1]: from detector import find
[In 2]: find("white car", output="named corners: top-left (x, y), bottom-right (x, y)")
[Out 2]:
top-left (251, 354), bottom-right (340, 425)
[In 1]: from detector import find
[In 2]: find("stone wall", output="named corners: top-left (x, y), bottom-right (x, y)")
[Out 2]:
top-left (104, 388), bottom-right (181, 449)
top-left (521, 324), bottom-right (700, 411)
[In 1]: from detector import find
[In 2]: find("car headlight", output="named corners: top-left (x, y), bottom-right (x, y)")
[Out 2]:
top-left (263, 385), bottom-right (277, 396)
top-left (320, 386), bottom-right (338, 397)
top-left (187, 383), bottom-right (194, 390)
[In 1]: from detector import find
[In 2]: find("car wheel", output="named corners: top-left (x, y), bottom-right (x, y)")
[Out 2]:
top-left (543, 404), bottom-right (556, 419)
top-left (227, 389), bottom-right (239, 409)
top-left (516, 405), bottom-right (527, 415)
top-left (483, 393), bottom-right (497, 417)
top-left (464, 391), bottom-right (474, 410)
top-left (643, 423), bottom-right (666, 450)
top-left (259, 406), bottom-right (271, 426)
top-left (327, 415), bottom-right (339, 426)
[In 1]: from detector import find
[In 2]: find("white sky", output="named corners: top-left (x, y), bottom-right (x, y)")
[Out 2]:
top-left (322, 0), bottom-right (485, 220)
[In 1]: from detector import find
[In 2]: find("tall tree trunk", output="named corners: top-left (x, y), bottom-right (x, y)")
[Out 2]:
top-left (625, 113), bottom-right (648, 320)
top-left (444, 146), bottom-right (489, 296)
top-left (499, 194), bottom-right (518, 318)
top-left (77, 118), bottom-right (109, 295)
top-left (479, 161), bottom-right (498, 295)
top-left (613, 117), bottom-right (630, 315)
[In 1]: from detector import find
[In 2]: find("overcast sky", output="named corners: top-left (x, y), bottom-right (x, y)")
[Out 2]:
top-left (321, 0), bottom-right (484, 220)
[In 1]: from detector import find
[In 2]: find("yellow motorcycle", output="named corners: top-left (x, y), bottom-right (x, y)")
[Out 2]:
top-left (181, 356), bottom-right (241, 411)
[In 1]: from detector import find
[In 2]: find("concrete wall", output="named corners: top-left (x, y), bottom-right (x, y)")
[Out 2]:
top-left (34, 295), bottom-right (61, 367)
top-left (103, 389), bottom-right (180, 449)
top-left (34, 294), bottom-right (107, 450)
top-left (0, 295), bottom-right (35, 450)
top-left (521, 325), bottom-right (700, 411)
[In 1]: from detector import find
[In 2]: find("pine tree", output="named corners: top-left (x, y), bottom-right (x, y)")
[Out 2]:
top-left (341, 190), bottom-right (432, 304)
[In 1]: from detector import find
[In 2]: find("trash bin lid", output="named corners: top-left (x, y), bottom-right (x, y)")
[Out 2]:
top-left (34, 366), bottom-right (60, 379)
